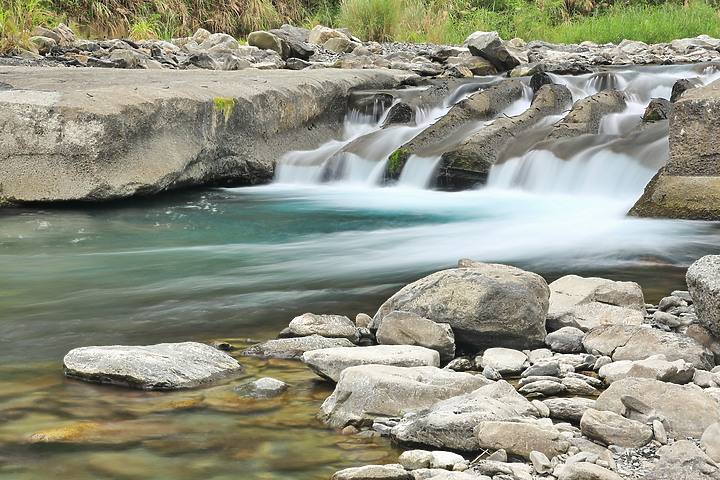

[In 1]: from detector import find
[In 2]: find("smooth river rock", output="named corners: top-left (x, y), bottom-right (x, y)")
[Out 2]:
top-left (301, 345), bottom-right (440, 382)
top-left (390, 380), bottom-right (538, 451)
top-left (580, 408), bottom-right (653, 448)
top-left (331, 464), bottom-right (412, 480)
top-left (547, 275), bottom-right (645, 331)
top-left (287, 313), bottom-right (360, 343)
top-left (593, 377), bottom-right (720, 438)
top-left (597, 355), bottom-right (695, 384)
top-left (641, 440), bottom-right (720, 479)
top-left (583, 324), bottom-right (714, 369)
top-left (372, 261), bottom-right (549, 350)
top-left (319, 365), bottom-right (492, 428)
top-left (375, 310), bottom-right (455, 364)
top-left (63, 342), bottom-right (243, 389)
top-left (474, 420), bottom-right (570, 459)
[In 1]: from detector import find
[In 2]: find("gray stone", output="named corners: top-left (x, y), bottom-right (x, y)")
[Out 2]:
top-left (288, 313), bottom-right (360, 343)
top-left (702, 423), bottom-right (720, 463)
top-left (52, 23), bottom-right (75, 47)
top-left (594, 377), bottom-right (720, 438)
top-left (547, 275), bottom-right (645, 331)
top-left (465, 31), bottom-right (528, 71)
top-left (411, 470), bottom-right (490, 480)
top-left (199, 33), bottom-right (239, 51)
top-left (558, 463), bottom-right (623, 480)
top-left (302, 345), bottom-right (440, 382)
top-left (243, 334), bottom-right (355, 359)
top-left (530, 450), bottom-right (552, 474)
top-left (580, 409), bottom-right (653, 448)
top-left (29, 36), bottom-right (57, 55)
top-left (319, 365), bottom-right (491, 427)
top-left (376, 311), bottom-right (455, 364)
top-left (268, 24), bottom-right (314, 60)
top-left (522, 361), bottom-right (561, 378)
top-left (518, 380), bottom-right (566, 396)
top-left (561, 376), bottom-right (600, 396)
top-left (474, 420), bottom-right (570, 459)
top-left (399, 450), bottom-right (434, 469)
top-left (63, 342), bottom-right (243, 389)
top-left (391, 380), bottom-right (538, 451)
top-left (324, 37), bottom-right (356, 54)
top-left (234, 377), bottom-right (289, 398)
top-left (641, 440), bottom-right (720, 479)
top-left (547, 90), bottom-right (627, 140)
top-left (331, 464), bottom-right (412, 480)
top-left (247, 31), bottom-right (288, 58)
top-left (583, 325), bottom-right (714, 369)
top-left (546, 327), bottom-right (585, 353)
top-left (598, 355), bottom-right (695, 384)
top-left (308, 25), bottom-right (347, 45)
top-left (542, 397), bottom-right (596, 422)
top-left (478, 348), bottom-right (528, 375)
top-left (653, 310), bottom-right (684, 328)
top-left (372, 261), bottom-right (549, 350)
top-left (688, 255), bottom-right (720, 338)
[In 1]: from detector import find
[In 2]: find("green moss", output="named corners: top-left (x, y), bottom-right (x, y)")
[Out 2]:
top-left (213, 97), bottom-right (235, 123)
top-left (387, 149), bottom-right (408, 175)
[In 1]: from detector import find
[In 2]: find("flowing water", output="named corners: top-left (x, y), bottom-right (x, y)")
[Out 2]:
top-left (2, 63), bottom-right (720, 479)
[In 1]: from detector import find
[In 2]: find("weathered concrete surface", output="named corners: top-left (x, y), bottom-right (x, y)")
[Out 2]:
top-left (0, 67), bottom-right (408, 205)
top-left (630, 78), bottom-right (720, 219)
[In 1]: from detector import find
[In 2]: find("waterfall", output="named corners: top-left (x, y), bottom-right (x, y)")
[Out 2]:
top-left (273, 62), bottom-right (720, 198)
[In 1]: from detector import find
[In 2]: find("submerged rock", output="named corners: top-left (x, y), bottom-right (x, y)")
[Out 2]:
top-left (63, 342), bottom-right (243, 389)
top-left (372, 260), bottom-right (549, 350)
top-left (234, 377), bottom-right (290, 399)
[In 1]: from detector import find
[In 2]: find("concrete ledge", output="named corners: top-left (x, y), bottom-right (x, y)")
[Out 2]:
top-left (0, 67), bottom-right (409, 204)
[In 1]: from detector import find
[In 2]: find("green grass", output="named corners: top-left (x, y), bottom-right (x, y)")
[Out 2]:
top-left (0, 0), bottom-right (51, 53)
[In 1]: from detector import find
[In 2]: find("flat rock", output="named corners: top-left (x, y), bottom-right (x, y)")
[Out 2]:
top-left (542, 397), bottom-right (596, 422)
top-left (372, 261), bottom-right (549, 350)
top-left (474, 420), bottom-right (570, 459)
top-left (547, 275), bottom-right (645, 331)
top-left (580, 408), bottom-right (653, 448)
top-left (598, 355), bottom-right (695, 384)
top-left (63, 342), bottom-right (243, 389)
top-left (242, 334), bottom-right (355, 359)
top-left (301, 345), bottom-right (440, 382)
top-left (390, 380), bottom-right (538, 451)
top-left (583, 324), bottom-right (714, 370)
top-left (558, 463), bottom-right (623, 480)
top-left (594, 377), bottom-right (720, 438)
top-left (331, 464), bottom-right (412, 480)
top-left (319, 365), bottom-right (492, 428)
top-left (376, 310), bottom-right (455, 364)
top-left (288, 313), bottom-right (360, 343)
top-left (477, 347), bottom-right (528, 375)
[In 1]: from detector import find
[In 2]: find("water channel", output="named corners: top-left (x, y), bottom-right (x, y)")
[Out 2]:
top-left (2, 63), bottom-right (720, 479)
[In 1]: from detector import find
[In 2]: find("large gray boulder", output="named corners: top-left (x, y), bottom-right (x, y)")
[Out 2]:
top-left (546, 90), bottom-right (627, 139)
top-left (547, 275), bottom-right (645, 331)
top-left (268, 24), bottom-right (314, 60)
top-left (597, 355), bottom-right (695, 384)
top-left (63, 342), bottom-right (243, 389)
top-left (247, 31), bottom-right (288, 58)
top-left (593, 377), bottom-right (720, 438)
top-left (464, 31), bottom-right (528, 71)
top-left (687, 255), bottom-right (720, 338)
top-left (390, 380), bottom-right (538, 451)
top-left (242, 334), bottom-right (355, 359)
top-left (319, 365), bottom-right (492, 427)
top-left (375, 311), bottom-right (455, 364)
top-left (583, 324), bottom-right (714, 369)
top-left (372, 261), bottom-right (549, 350)
top-left (301, 345), bottom-right (440, 382)
top-left (0, 67), bottom-right (408, 205)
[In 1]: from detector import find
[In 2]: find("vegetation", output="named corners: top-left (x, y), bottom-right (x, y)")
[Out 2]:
top-left (213, 97), bottom-right (235, 123)
top-left (2, 0), bottom-right (720, 54)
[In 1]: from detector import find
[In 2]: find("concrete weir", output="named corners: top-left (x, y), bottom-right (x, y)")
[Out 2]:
top-left (0, 67), bottom-right (409, 205)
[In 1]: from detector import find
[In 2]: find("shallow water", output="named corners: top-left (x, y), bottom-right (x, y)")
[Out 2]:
top-left (3, 63), bottom-right (720, 479)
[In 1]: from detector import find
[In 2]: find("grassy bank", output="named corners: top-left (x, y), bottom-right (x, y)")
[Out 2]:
top-left (2, 0), bottom-right (720, 53)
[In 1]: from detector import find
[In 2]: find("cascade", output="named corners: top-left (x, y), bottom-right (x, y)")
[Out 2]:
top-left (274, 62), bottom-right (720, 198)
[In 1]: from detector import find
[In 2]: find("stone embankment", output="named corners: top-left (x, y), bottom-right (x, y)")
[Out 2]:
top-left (57, 255), bottom-right (720, 479)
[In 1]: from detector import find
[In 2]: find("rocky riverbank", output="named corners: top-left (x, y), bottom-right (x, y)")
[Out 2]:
top-left (56, 255), bottom-right (720, 480)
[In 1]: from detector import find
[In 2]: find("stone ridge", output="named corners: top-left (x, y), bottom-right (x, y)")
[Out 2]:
top-left (0, 67), bottom-right (409, 205)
